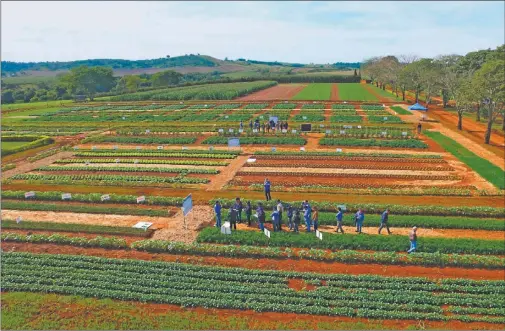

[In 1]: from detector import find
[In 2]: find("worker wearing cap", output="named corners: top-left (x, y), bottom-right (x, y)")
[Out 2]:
top-left (407, 226), bottom-right (418, 254)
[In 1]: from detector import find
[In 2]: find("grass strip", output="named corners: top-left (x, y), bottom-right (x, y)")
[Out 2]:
top-left (390, 106), bottom-right (412, 115)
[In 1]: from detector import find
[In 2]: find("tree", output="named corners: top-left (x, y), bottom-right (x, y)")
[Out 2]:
top-left (402, 59), bottom-right (424, 103)
top-left (472, 59), bottom-right (505, 144)
top-left (1, 89), bottom-right (15, 104)
top-left (151, 70), bottom-right (183, 87)
top-left (353, 69), bottom-right (357, 76)
top-left (434, 54), bottom-right (463, 108)
top-left (453, 77), bottom-right (474, 130)
top-left (361, 57), bottom-right (381, 85)
top-left (417, 58), bottom-right (441, 107)
top-left (58, 66), bottom-right (115, 101)
top-left (121, 75), bottom-right (142, 92)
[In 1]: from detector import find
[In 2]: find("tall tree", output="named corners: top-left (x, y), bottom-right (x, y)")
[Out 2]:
top-left (416, 58), bottom-right (441, 108)
top-left (151, 70), bottom-right (183, 87)
top-left (434, 54), bottom-right (463, 108)
top-left (59, 66), bottom-right (115, 100)
top-left (472, 59), bottom-right (505, 144)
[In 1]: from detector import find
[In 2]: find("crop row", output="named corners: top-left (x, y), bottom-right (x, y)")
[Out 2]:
top-left (231, 179), bottom-right (454, 189)
top-left (1, 200), bottom-right (171, 217)
top-left (368, 115), bottom-right (404, 123)
top-left (76, 148), bottom-right (241, 155)
top-left (253, 155), bottom-right (446, 164)
top-left (330, 115), bottom-right (363, 123)
top-left (197, 228), bottom-right (505, 255)
top-left (361, 105), bottom-right (385, 110)
top-left (319, 138), bottom-right (428, 149)
top-left (83, 135), bottom-right (197, 145)
top-left (2, 252), bottom-right (504, 322)
top-left (10, 173), bottom-right (209, 185)
top-left (272, 103), bottom-right (296, 109)
top-left (74, 152), bottom-right (236, 159)
top-left (1, 135), bottom-right (54, 156)
top-left (244, 162), bottom-right (453, 171)
top-left (253, 150), bottom-right (442, 159)
top-left (37, 165), bottom-right (219, 174)
top-left (332, 104), bottom-right (356, 110)
top-left (292, 115), bottom-right (325, 122)
top-left (236, 171), bottom-right (458, 181)
top-left (202, 136), bottom-right (307, 145)
top-left (55, 158), bottom-right (229, 166)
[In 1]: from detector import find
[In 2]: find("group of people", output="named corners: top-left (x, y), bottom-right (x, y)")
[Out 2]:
top-left (243, 118), bottom-right (289, 133)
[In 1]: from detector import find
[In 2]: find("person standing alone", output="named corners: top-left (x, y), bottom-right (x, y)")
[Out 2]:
top-left (408, 226), bottom-right (418, 253)
top-left (245, 201), bottom-right (252, 226)
top-left (335, 207), bottom-right (344, 233)
top-left (355, 208), bottom-right (365, 234)
top-left (378, 208), bottom-right (392, 235)
top-left (214, 200), bottom-right (222, 228)
top-left (264, 178), bottom-right (272, 201)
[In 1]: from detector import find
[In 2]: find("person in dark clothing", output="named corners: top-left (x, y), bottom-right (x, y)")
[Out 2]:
top-left (261, 123), bottom-right (265, 133)
top-left (287, 205), bottom-right (294, 231)
top-left (335, 207), bottom-right (344, 233)
top-left (240, 121), bottom-right (244, 130)
top-left (264, 178), bottom-right (272, 201)
top-left (266, 123), bottom-right (271, 133)
top-left (417, 122), bottom-right (422, 134)
top-left (228, 206), bottom-right (237, 230)
top-left (293, 208), bottom-right (301, 233)
top-left (271, 208), bottom-right (280, 232)
top-left (234, 197), bottom-right (243, 223)
top-left (214, 200), bottom-right (222, 228)
top-left (257, 203), bottom-right (265, 231)
top-left (378, 208), bottom-right (392, 235)
top-left (245, 201), bottom-right (252, 226)
top-left (285, 121), bottom-right (289, 130)
top-left (249, 120), bottom-right (253, 130)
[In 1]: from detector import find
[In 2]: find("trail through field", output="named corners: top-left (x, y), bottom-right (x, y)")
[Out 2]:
top-left (151, 205), bottom-right (214, 243)
top-left (330, 84), bottom-right (340, 101)
top-left (430, 107), bottom-right (505, 152)
top-left (4, 242), bottom-right (503, 281)
top-left (206, 155), bottom-right (250, 191)
top-left (235, 84), bottom-right (307, 101)
top-left (1, 151), bottom-right (74, 179)
top-left (428, 124), bottom-right (505, 170)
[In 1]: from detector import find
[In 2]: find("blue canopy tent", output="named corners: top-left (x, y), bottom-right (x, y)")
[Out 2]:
top-left (408, 103), bottom-right (428, 111)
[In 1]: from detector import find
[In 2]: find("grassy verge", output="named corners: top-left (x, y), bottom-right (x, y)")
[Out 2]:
top-left (390, 106), bottom-right (412, 115)
top-left (197, 228), bottom-right (505, 255)
top-left (425, 131), bottom-right (505, 189)
top-left (337, 83), bottom-right (378, 101)
top-left (291, 83), bottom-right (332, 100)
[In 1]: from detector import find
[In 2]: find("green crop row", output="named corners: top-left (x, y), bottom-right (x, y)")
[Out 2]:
top-left (390, 106), bottom-right (412, 115)
top-left (2, 190), bottom-right (183, 206)
top-left (2, 233), bottom-right (128, 249)
top-left (272, 103), bottom-right (296, 109)
top-left (292, 114), bottom-right (325, 122)
top-left (202, 136), bottom-right (307, 145)
top-left (75, 148), bottom-right (240, 156)
top-left (301, 104), bottom-right (325, 109)
top-left (82, 136), bottom-right (197, 145)
top-left (197, 228), bottom-right (505, 255)
top-left (361, 105), bottom-right (384, 110)
top-left (319, 138), bottom-right (428, 148)
top-left (37, 165), bottom-right (219, 174)
top-left (332, 104), bottom-right (356, 110)
top-left (1, 221), bottom-right (154, 237)
top-left (1, 200), bottom-right (171, 217)
top-left (2, 252), bottom-right (504, 322)
top-left (1, 135), bottom-right (54, 156)
top-left (187, 104), bottom-right (215, 110)
top-left (254, 150), bottom-right (441, 159)
top-left (330, 115), bottom-right (363, 123)
top-left (243, 103), bottom-right (268, 109)
top-left (55, 158), bottom-right (229, 166)
top-left (368, 115), bottom-right (404, 123)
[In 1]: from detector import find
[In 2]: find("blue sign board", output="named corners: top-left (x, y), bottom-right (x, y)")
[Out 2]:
top-left (228, 138), bottom-right (240, 147)
top-left (269, 116), bottom-right (279, 124)
top-left (182, 194), bottom-right (192, 216)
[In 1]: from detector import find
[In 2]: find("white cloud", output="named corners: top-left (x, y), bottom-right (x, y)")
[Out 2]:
top-left (1, 1), bottom-right (503, 63)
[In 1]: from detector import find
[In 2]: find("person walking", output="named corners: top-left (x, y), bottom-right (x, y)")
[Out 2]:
top-left (240, 120), bottom-right (244, 130)
top-left (356, 208), bottom-right (365, 234)
top-left (257, 203), bottom-right (265, 231)
top-left (234, 197), bottom-right (243, 223)
top-left (249, 120), bottom-right (253, 130)
top-left (266, 122), bottom-right (271, 133)
top-left (276, 200), bottom-right (284, 230)
top-left (293, 208), bottom-right (301, 233)
top-left (312, 206), bottom-right (319, 231)
top-left (287, 205), bottom-right (294, 231)
top-left (264, 178), bottom-right (272, 201)
top-left (285, 121), bottom-right (289, 130)
top-left (228, 206), bottom-right (237, 230)
top-left (335, 207), bottom-right (344, 233)
top-left (304, 202), bottom-right (312, 232)
top-left (407, 226), bottom-right (418, 253)
top-left (261, 123), bottom-right (265, 133)
top-left (378, 208), bottom-right (392, 235)
top-left (417, 122), bottom-right (422, 134)
top-left (214, 200), bottom-right (222, 228)
top-left (245, 201), bottom-right (252, 226)
top-left (271, 208), bottom-right (280, 232)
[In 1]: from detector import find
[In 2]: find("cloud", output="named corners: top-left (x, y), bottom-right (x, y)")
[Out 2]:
top-left (1, 1), bottom-right (503, 63)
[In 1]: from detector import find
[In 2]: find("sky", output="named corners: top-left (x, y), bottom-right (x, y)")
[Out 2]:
top-left (1, 1), bottom-right (504, 63)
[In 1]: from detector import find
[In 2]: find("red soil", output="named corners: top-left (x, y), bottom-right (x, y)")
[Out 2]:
top-left (330, 84), bottom-right (340, 101)
top-left (4, 242), bottom-right (503, 281)
top-left (236, 84), bottom-right (307, 101)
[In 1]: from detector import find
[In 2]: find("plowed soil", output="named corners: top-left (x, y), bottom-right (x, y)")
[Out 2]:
top-left (236, 84), bottom-right (307, 101)
top-left (4, 242), bottom-right (503, 281)
top-left (330, 84), bottom-right (340, 101)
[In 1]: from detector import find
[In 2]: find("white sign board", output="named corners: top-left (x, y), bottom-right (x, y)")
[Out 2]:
top-left (134, 159), bottom-right (139, 164)
top-left (238, 129), bottom-right (243, 133)
top-left (337, 204), bottom-right (347, 211)
top-left (292, 130), bottom-right (297, 134)
top-left (336, 148), bottom-right (343, 153)
top-left (382, 131), bottom-right (388, 135)
top-left (357, 126), bottom-right (362, 129)
top-left (384, 117), bottom-right (388, 121)
top-left (24, 191), bottom-right (35, 199)
top-left (209, 146), bottom-right (214, 151)
top-left (326, 130), bottom-right (332, 134)
top-left (101, 194), bottom-right (110, 202)
top-left (302, 116), bottom-right (307, 120)
top-left (113, 145), bottom-right (118, 150)
top-left (320, 124), bottom-right (325, 128)
top-left (16, 216), bottom-right (22, 224)
top-left (260, 116), bottom-right (264, 119)
top-left (221, 223), bottom-right (231, 235)
top-left (218, 129), bottom-right (224, 133)
top-left (271, 147), bottom-right (277, 152)
top-left (225, 115), bottom-right (229, 119)
top-left (253, 129), bottom-right (258, 133)
top-left (157, 146), bottom-right (164, 150)
top-left (62, 193), bottom-right (72, 200)
top-left (300, 147), bottom-right (305, 151)
top-left (145, 129), bottom-right (150, 134)
top-left (402, 132), bottom-right (408, 136)
top-left (136, 146), bottom-right (142, 150)
top-left (229, 129), bottom-right (234, 133)
top-left (340, 130), bottom-right (346, 134)
top-left (136, 196), bottom-right (146, 203)
top-left (182, 146), bottom-right (188, 150)
top-left (92, 146), bottom-right (97, 150)
top-left (133, 222), bottom-right (153, 231)
top-left (316, 230), bottom-right (323, 240)
top-left (246, 158), bottom-right (257, 163)
top-left (264, 228), bottom-right (271, 238)
top-left (281, 129), bottom-right (287, 133)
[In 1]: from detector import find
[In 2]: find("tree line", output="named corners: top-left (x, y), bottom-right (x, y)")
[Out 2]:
top-left (360, 45), bottom-right (504, 144)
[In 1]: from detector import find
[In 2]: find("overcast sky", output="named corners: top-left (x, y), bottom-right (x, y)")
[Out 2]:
top-left (2, 1), bottom-right (504, 63)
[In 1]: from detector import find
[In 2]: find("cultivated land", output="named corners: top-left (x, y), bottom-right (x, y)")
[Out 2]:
top-left (1, 83), bottom-right (505, 330)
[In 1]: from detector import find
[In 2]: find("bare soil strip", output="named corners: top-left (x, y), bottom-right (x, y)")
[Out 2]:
top-left (206, 155), bottom-right (250, 191)
top-left (2, 151), bottom-right (74, 179)
top-left (236, 84), bottom-right (307, 101)
top-left (330, 83), bottom-right (340, 101)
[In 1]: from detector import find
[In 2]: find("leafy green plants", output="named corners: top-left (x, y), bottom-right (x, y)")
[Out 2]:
top-left (37, 165), bottom-right (219, 174)
top-left (82, 136), bottom-right (197, 145)
top-left (330, 115), bottom-right (363, 123)
top-left (1, 135), bottom-right (54, 156)
top-left (55, 158), bottom-right (229, 166)
top-left (202, 136), bottom-right (306, 145)
top-left (319, 138), bottom-right (428, 148)
top-left (272, 103), bottom-right (296, 110)
top-left (390, 106), bottom-right (412, 115)
top-left (368, 115), bottom-right (404, 124)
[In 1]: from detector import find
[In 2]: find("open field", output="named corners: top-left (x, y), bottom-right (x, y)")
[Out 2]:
top-left (1, 96), bottom-right (504, 330)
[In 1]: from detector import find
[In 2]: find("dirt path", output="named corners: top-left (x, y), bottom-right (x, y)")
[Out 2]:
top-left (236, 84), bottom-right (307, 101)
top-left (4, 243), bottom-right (503, 281)
top-left (304, 133), bottom-right (320, 150)
top-left (151, 206), bottom-right (214, 243)
top-left (428, 124), bottom-right (505, 170)
top-left (2, 151), bottom-right (74, 179)
top-left (206, 155), bottom-right (250, 191)
top-left (330, 84), bottom-right (340, 101)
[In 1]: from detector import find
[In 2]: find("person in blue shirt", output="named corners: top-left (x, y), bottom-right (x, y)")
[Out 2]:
top-left (240, 120), bottom-right (244, 130)
top-left (304, 202), bottom-right (312, 232)
top-left (214, 201), bottom-right (222, 228)
top-left (378, 208), bottom-right (392, 235)
top-left (335, 207), bottom-right (344, 233)
top-left (234, 197), bottom-right (243, 223)
top-left (271, 208), bottom-right (280, 232)
top-left (264, 178), bottom-right (272, 201)
top-left (249, 120), bottom-right (253, 130)
top-left (356, 208), bottom-right (365, 234)
top-left (256, 203), bottom-right (265, 231)
top-left (287, 205), bottom-right (294, 231)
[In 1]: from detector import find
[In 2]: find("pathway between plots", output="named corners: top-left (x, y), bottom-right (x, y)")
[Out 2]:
top-left (206, 155), bottom-right (250, 191)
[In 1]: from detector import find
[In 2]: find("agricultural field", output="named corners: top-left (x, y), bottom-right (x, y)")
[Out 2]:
top-left (1, 95), bottom-right (504, 331)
